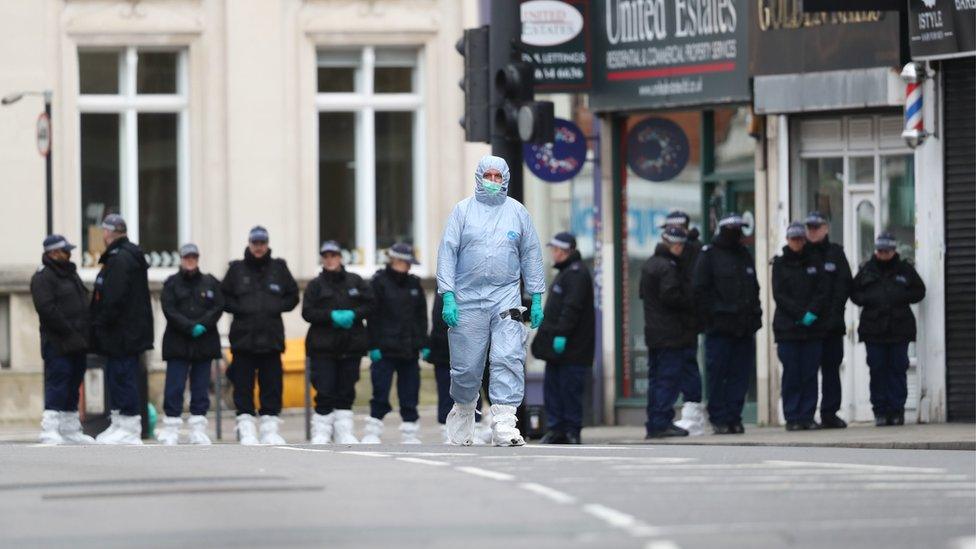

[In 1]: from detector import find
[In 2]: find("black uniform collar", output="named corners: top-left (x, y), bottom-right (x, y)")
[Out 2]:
top-left (653, 243), bottom-right (679, 262)
top-left (99, 236), bottom-right (129, 265)
top-left (42, 254), bottom-right (77, 277)
top-left (808, 235), bottom-right (831, 252)
top-left (321, 267), bottom-right (346, 282)
top-left (713, 228), bottom-right (743, 250)
top-left (244, 248), bottom-right (272, 268)
top-left (385, 264), bottom-right (409, 284)
top-left (180, 267), bottom-right (202, 281)
top-left (781, 245), bottom-right (806, 262)
top-left (873, 253), bottom-right (900, 271)
top-left (554, 250), bottom-right (582, 271)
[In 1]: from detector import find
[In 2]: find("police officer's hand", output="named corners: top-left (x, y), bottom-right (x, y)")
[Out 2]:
top-left (331, 309), bottom-right (355, 329)
top-left (800, 312), bottom-right (818, 327)
top-left (369, 349), bottom-right (383, 362)
top-left (553, 336), bottom-right (567, 354)
top-left (191, 324), bottom-right (207, 338)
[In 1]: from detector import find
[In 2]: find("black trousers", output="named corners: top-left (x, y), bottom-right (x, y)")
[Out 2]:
top-left (42, 343), bottom-right (86, 412)
top-left (819, 335), bottom-right (844, 418)
top-left (310, 357), bottom-right (361, 414)
top-left (230, 352), bottom-right (282, 416)
top-left (370, 358), bottom-right (420, 422)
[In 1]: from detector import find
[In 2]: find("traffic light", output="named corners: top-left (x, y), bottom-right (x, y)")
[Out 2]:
top-left (493, 60), bottom-right (555, 145)
top-left (455, 26), bottom-right (490, 143)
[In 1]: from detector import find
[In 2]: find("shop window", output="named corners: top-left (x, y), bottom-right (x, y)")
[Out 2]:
top-left (880, 155), bottom-right (915, 261)
top-left (78, 48), bottom-right (188, 268)
top-left (796, 157), bottom-right (844, 241)
top-left (316, 47), bottom-right (423, 268)
top-left (713, 107), bottom-right (754, 174)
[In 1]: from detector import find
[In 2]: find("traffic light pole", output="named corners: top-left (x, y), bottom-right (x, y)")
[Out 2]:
top-left (44, 92), bottom-right (52, 236)
top-left (489, 0), bottom-right (523, 202)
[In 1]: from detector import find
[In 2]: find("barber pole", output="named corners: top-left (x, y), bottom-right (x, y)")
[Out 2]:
top-left (900, 62), bottom-right (927, 148)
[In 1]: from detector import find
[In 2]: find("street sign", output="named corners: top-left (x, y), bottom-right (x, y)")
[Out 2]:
top-left (523, 118), bottom-right (587, 183)
top-left (520, 0), bottom-right (593, 92)
top-left (36, 112), bottom-right (51, 157)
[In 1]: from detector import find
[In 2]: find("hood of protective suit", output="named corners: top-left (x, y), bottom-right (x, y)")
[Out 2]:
top-left (474, 155), bottom-right (511, 206)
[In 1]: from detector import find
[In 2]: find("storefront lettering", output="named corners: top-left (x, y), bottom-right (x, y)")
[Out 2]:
top-left (605, 0), bottom-right (668, 44)
top-left (675, 0), bottom-right (737, 37)
top-left (756, 0), bottom-right (881, 31)
top-left (917, 10), bottom-right (944, 30)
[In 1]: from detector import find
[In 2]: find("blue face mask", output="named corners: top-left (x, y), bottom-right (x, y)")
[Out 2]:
top-left (482, 178), bottom-right (502, 195)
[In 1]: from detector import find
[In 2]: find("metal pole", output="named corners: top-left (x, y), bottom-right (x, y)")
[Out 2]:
top-left (214, 359), bottom-right (222, 441)
top-left (44, 91), bottom-right (52, 235)
top-left (489, 0), bottom-right (524, 202)
top-left (304, 357), bottom-right (312, 441)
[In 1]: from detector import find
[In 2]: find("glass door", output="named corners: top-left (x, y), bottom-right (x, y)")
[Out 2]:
top-left (846, 190), bottom-right (877, 422)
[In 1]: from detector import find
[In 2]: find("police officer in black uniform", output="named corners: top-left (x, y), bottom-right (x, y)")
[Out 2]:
top-left (804, 211), bottom-right (853, 428)
top-left (851, 232), bottom-right (926, 427)
top-left (773, 222), bottom-right (829, 431)
top-left (640, 226), bottom-right (698, 438)
top-left (157, 243), bottom-right (224, 445)
top-left (221, 226), bottom-right (299, 445)
top-left (693, 213), bottom-right (762, 434)
top-left (302, 240), bottom-right (374, 445)
top-left (364, 242), bottom-right (428, 444)
top-left (91, 214), bottom-right (154, 445)
top-left (31, 235), bottom-right (94, 445)
top-left (531, 232), bottom-right (595, 445)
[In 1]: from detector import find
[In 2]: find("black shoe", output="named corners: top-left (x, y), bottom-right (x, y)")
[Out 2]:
top-left (875, 416), bottom-right (889, 427)
top-left (889, 412), bottom-right (905, 426)
top-left (820, 415), bottom-right (848, 429)
top-left (646, 424), bottom-right (690, 439)
top-left (564, 432), bottom-right (581, 445)
top-left (539, 430), bottom-right (568, 444)
top-left (712, 423), bottom-right (732, 435)
top-left (785, 422), bottom-right (804, 431)
top-left (730, 422), bottom-right (745, 434)
top-left (803, 421), bottom-right (822, 430)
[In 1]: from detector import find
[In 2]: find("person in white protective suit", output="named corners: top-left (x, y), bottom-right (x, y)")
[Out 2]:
top-left (436, 155), bottom-right (546, 446)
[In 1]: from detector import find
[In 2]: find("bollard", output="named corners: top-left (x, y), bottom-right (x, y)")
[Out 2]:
top-left (304, 357), bottom-right (312, 441)
top-left (214, 359), bottom-right (222, 441)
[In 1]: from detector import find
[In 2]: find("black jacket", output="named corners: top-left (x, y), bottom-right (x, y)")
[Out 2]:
top-left (806, 237), bottom-right (853, 336)
top-left (31, 255), bottom-right (90, 356)
top-left (639, 244), bottom-right (698, 349)
top-left (679, 228), bottom-right (703, 277)
top-left (221, 249), bottom-right (299, 354)
top-left (692, 234), bottom-right (762, 337)
top-left (771, 246), bottom-right (830, 342)
top-left (161, 269), bottom-right (224, 361)
top-left (428, 293), bottom-right (450, 366)
top-left (851, 254), bottom-right (926, 343)
top-left (531, 251), bottom-right (595, 365)
top-left (90, 237), bottom-right (154, 357)
top-left (368, 266), bottom-right (428, 359)
top-left (302, 268), bottom-right (374, 359)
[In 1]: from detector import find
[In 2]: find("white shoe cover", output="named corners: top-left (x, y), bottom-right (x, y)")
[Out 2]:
top-left (361, 417), bottom-right (383, 444)
top-left (440, 424), bottom-right (451, 444)
top-left (39, 410), bottom-right (64, 445)
top-left (332, 410), bottom-right (359, 444)
top-left (100, 415), bottom-right (143, 445)
top-left (95, 410), bottom-right (121, 443)
top-left (258, 415), bottom-right (286, 445)
top-left (400, 421), bottom-right (422, 444)
top-left (155, 416), bottom-right (182, 445)
top-left (236, 414), bottom-right (259, 445)
top-left (490, 404), bottom-right (525, 447)
top-left (473, 423), bottom-right (493, 446)
top-left (187, 415), bottom-right (211, 445)
top-left (311, 412), bottom-right (335, 444)
top-left (674, 402), bottom-right (705, 437)
top-left (446, 401), bottom-right (477, 445)
top-left (58, 411), bottom-right (95, 444)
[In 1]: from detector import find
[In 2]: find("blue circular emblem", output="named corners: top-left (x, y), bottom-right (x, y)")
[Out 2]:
top-left (523, 119), bottom-right (587, 183)
top-left (626, 117), bottom-right (690, 182)
top-left (506, 231), bottom-right (519, 240)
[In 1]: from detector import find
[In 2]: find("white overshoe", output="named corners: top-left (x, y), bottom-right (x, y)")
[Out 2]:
top-left (155, 416), bottom-right (182, 445)
top-left (332, 410), bottom-right (359, 444)
top-left (490, 404), bottom-right (525, 447)
top-left (473, 423), bottom-right (493, 445)
top-left (445, 401), bottom-right (477, 446)
top-left (258, 415), bottom-right (286, 445)
top-left (95, 410), bottom-right (121, 443)
top-left (38, 410), bottom-right (64, 445)
top-left (187, 415), bottom-right (212, 445)
top-left (360, 417), bottom-right (383, 444)
top-left (101, 415), bottom-right (143, 445)
top-left (311, 412), bottom-right (335, 445)
top-left (236, 414), bottom-right (259, 445)
top-left (674, 402), bottom-right (705, 437)
top-left (58, 411), bottom-right (95, 444)
top-left (400, 421), bottom-right (422, 444)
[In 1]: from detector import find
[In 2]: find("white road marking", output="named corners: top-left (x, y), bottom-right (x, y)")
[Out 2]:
top-left (648, 515), bottom-right (974, 536)
top-left (645, 541), bottom-right (682, 549)
top-left (377, 451), bottom-right (471, 457)
top-left (274, 446), bottom-right (332, 453)
top-left (518, 482), bottom-right (577, 504)
top-left (582, 503), bottom-right (661, 537)
top-left (765, 460), bottom-right (947, 474)
top-left (340, 451), bottom-right (392, 458)
top-left (948, 536), bottom-right (976, 549)
top-left (454, 466), bottom-right (515, 481)
top-left (396, 457), bottom-right (449, 467)
top-left (522, 445), bottom-right (633, 451)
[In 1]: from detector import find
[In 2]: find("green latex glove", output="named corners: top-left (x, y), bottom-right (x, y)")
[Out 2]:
top-left (441, 292), bottom-right (459, 328)
top-left (369, 349), bottom-right (383, 362)
top-left (530, 293), bottom-right (544, 329)
top-left (421, 348), bottom-right (431, 361)
top-left (801, 312), bottom-right (818, 327)
top-left (553, 336), bottom-right (567, 354)
top-left (191, 324), bottom-right (207, 338)
top-left (331, 309), bottom-right (355, 329)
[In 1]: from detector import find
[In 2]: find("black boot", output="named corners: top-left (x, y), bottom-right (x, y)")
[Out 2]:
top-left (874, 415), bottom-right (888, 427)
top-left (785, 422), bottom-right (804, 431)
top-left (729, 422), bottom-right (745, 434)
top-left (564, 432), bottom-right (582, 445)
top-left (646, 424), bottom-right (690, 439)
top-left (539, 430), bottom-right (567, 444)
top-left (820, 415), bottom-right (848, 429)
top-left (889, 412), bottom-right (905, 426)
top-left (712, 423), bottom-right (732, 435)
top-left (803, 421), bottom-right (821, 430)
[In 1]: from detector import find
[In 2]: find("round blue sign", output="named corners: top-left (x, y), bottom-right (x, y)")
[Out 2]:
top-left (626, 117), bottom-right (690, 182)
top-left (523, 118), bottom-right (587, 183)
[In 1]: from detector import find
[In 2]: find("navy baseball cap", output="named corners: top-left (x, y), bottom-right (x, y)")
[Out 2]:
top-left (320, 240), bottom-right (342, 255)
top-left (101, 213), bottom-right (127, 233)
top-left (388, 242), bottom-right (419, 265)
top-left (248, 225), bottom-right (269, 243)
top-left (804, 211), bottom-right (828, 226)
top-left (179, 243), bottom-right (200, 258)
top-left (660, 210), bottom-right (690, 228)
top-left (43, 234), bottom-right (76, 252)
top-left (786, 222), bottom-right (806, 239)
top-left (662, 226), bottom-right (688, 244)
top-left (547, 232), bottom-right (577, 250)
top-left (718, 212), bottom-right (747, 228)
top-left (875, 232), bottom-right (897, 251)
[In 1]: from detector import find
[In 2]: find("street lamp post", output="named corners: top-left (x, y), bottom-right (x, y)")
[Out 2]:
top-left (2, 90), bottom-right (54, 235)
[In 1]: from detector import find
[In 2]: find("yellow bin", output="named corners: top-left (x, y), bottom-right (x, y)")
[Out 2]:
top-left (225, 338), bottom-right (314, 409)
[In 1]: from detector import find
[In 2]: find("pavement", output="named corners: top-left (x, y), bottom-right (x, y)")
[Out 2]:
top-left (0, 441), bottom-right (973, 548)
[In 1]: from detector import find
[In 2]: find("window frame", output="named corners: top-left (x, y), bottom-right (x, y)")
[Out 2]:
top-left (77, 46), bottom-right (190, 270)
top-left (314, 46), bottom-right (426, 275)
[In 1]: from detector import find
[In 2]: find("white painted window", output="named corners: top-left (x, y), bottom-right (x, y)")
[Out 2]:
top-left (77, 47), bottom-right (189, 268)
top-left (316, 47), bottom-right (426, 272)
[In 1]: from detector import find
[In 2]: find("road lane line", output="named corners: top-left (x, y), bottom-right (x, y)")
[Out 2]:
top-left (582, 503), bottom-right (661, 537)
top-left (341, 451), bottom-right (392, 458)
top-left (645, 541), bottom-right (682, 549)
top-left (765, 460), bottom-right (946, 474)
top-left (518, 482), bottom-right (577, 504)
top-left (396, 457), bottom-right (450, 467)
top-left (274, 446), bottom-right (333, 453)
top-left (455, 466), bottom-right (515, 481)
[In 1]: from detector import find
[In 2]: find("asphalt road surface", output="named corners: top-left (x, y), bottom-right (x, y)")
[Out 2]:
top-left (1, 443), bottom-right (973, 548)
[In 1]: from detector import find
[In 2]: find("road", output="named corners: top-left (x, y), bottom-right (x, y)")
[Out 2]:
top-left (0, 443), bottom-right (973, 548)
